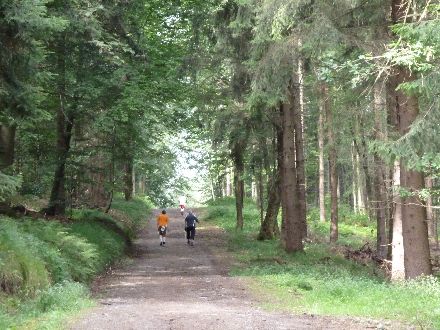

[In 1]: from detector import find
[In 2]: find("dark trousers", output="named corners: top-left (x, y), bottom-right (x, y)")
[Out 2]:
top-left (185, 226), bottom-right (195, 240)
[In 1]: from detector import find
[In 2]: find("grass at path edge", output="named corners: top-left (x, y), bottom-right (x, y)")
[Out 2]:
top-left (204, 197), bottom-right (440, 329)
top-left (0, 196), bottom-right (152, 330)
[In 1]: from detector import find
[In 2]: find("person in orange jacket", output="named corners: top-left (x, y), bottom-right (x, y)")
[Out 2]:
top-left (157, 210), bottom-right (169, 246)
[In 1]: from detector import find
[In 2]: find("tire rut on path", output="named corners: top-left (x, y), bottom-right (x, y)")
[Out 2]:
top-left (70, 209), bottom-right (386, 330)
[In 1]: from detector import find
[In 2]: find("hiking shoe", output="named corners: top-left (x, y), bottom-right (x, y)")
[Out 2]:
top-left (160, 242), bottom-right (163, 246)
top-left (187, 240), bottom-right (190, 245)
top-left (190, 241), bottom-right (194, 246)
top-left (163, 242), bottom-right (166, 246)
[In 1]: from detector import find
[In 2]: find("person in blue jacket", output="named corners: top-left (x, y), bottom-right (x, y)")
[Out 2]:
top-left (184, 210), bottom-right (199, 246)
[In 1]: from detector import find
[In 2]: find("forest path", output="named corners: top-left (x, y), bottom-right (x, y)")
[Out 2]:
top-left (70, 209), bottom-right (383, 330)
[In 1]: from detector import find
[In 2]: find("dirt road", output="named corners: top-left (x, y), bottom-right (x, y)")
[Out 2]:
top-left (70, 209), bottom-right (388, 330)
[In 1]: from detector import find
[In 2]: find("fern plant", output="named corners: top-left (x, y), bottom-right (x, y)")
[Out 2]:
top-left (0, 172), bottom-right (21, 202)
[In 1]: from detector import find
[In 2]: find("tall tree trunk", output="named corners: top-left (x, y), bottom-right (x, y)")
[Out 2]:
top-left (391, 160), bottom-right (405, 280)
top-left (281, 81), bottom-right (304, 252)
top-left (0, 124), bottom-right (16, 170)
top-left (318, 94), bottom-right (326, 222)
top-left (124, 157), bottom-right (133, 201)
top-left (226, 168), bottom-right (232, 196)
top-left (138, 174), bottom-right (145, 195)
top-left (47, 36), bottom-right (74, 216)
top-left (258, 165), bottom-right (264, 224)
top-left (222, 173), bottom-right (227, 197)
top-left (258, 168), bottom-right (281, 240)
top-left (104, 190), bottom-right (113, 214)
top-left (209, 174), bottom-right (216, 200)
top-left (387, 168), bottom-right (394, 259)
top-left (391, 0), bottom-right (432, 280)
top-left (294, 59), bottom-right (307, 237)
top-left (105, 135), bottom-right (116, 213)
top-left (355, 150), bottom-right (365, 213)
top-left (338, 165), bottom-right (346, 204)
top-left (359, 135), bottom-right (374, 217)
top-left (353, 120), bottom-right (373, 216)
top-left (232, 142), bottom-right (245, 230)
top-left (388, 75), bottom-right (432, 278)
top-left (47, 111), bottom-right (74, 215)
top-left (322, 83), bottom-right (338, 243)
top-left (132, 164), bottom-right (136, 197)
top-left (425, 176), bottom-right (434, 239)
top-left (251, 180), bottom-right (257, 202)
top-left (89, 153), bottom-right (107, 208)
top-left (373, 78), bottom-right (388, 259)
top-left (351, 142), bottom-right (359, 212)
top-left (0, 125), bottom-right (17, 211)
top-left (259, 124), bottom-right (282, 240)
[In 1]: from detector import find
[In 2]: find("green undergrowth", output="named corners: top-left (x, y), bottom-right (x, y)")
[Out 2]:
top-left (308, 206), bottom-right (375, 247)
top-left (205, 197), bottom-right (440, 329)
top-left (204, 197), bottom-right (260, 233)
top-left (0, 195), bottom-right (151, 329)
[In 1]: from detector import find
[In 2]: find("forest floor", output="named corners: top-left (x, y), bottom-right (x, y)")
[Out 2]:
top-left (69, 209), bottom-right (406, 330)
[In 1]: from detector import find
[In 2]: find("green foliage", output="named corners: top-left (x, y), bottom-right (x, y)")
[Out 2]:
top-left (0, 172), bottom-right (21, 202)
top-left (31, 281), bottom-right (91, 314)
top-left (205, 197), bottom-right (260, 232)
top-left (0, 216), bottom-right (104, 295)
top-left (206, 198), bottom-right (440, 328)
top-left (69, 221), bottom-right (125, 274)
top-left (0, 218), bottom-right (50, 295)
top-left (307, 205), bottom-right (375, 247)
top-left (18, 219), bottom-right (97, 283)
top-left (0, 282), bottom-right (93, 330)
top-left (110, 195), bottom-right (154, 234)
top-left (0, 196), bottom-right (151, 328)
top-left (0, 0), bottom-right (66, 123)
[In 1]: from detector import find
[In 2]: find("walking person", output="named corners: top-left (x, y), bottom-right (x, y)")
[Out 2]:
top-left (184, 210), bottom-right (199, 246)
top-left (179, 195), bottom-right (186, 215)
top-left (157, 209), bottom-right (169, 246)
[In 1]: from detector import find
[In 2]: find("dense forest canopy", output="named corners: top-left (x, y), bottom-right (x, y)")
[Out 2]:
top-left (1, 0), bottom-right (440, 282)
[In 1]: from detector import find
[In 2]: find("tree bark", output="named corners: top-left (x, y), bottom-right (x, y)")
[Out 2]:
top-left (353, 120), bottom-right (373, 216)
top-left (46, 112), bottom-right (74, 215)
top-left (89, 153), bottom-right (107, 208)
top-left (226, 168), bottom-right (232, 196)
top-left (124, 157), bottom-right (133, 201)
top-left (388, 69), bottom-right (431, 278)
top-left (387, 168), bottom-right (394, 260)
top-left (359, 136), bottom-right (374, 217)
top-left (295, 54), bottom-right (307, 237)
top-left (104, 189), bottom-right (113, 214)
top-left (281, 81), bottom-right (304, 252)
top-left (391, 160), bottom-right (405, 280)
top-left (425, 176), bottom-right (434, 239)
top-left (322, 83), bottom-right (338, 243)
top-left (138, 174), bottom-right (146, 195)
top-left (351, 142), bottom-right (359, 212)
top-left (389, 0), bottom-right (432, 277)
top-left (46, 35), bottom-right (74, 216)
top-left (373, 77), bottom-right (388, 259)
top-left (355, 150), bottom-right (365, 213)
top-left (132, 164), bottom-right (136, 197)
top-left (259, 123), bottom-right (282, 240)
top-left (0, 125), bottom-right (16, 170)
top-left (318, 94), bottom-right (326, 222)
top-left (232, 141), bottom-right (246, 230)
top-left (255, 177), bottom-right (261, 219)
top-left (258, 168), bottom-right (281, 240)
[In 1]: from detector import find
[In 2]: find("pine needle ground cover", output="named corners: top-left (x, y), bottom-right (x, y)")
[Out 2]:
top-left (0, 196), bottom-right (152, 329)
top-left (205, 198), bottom-right (440, 329)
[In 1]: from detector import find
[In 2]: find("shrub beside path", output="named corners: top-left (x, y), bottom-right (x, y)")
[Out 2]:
top-left (70, 209), bottom-right (389, 330)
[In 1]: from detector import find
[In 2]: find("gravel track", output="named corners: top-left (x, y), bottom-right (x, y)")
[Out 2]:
top-left (70, 209), bottom-right (400, 330)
